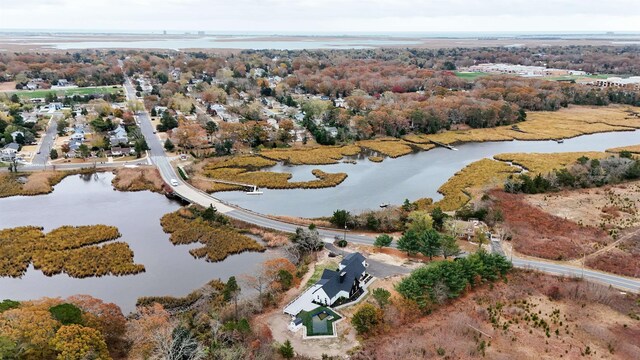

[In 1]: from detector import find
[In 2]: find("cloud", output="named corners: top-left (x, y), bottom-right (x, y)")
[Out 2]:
top-left (0, 0), bottom-right (639, 32)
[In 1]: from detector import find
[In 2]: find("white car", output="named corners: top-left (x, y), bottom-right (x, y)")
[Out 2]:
top-left (170, 179), bottom-right (179, 186)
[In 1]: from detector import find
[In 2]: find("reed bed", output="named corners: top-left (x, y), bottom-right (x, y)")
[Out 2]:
top-left (0, 225), bottom-right (143, 278)
top-left (404, 105), bottom-right (640, 146)
top-left (435, 159), bottom-right (520, 211)
top-left (607, 144), bottom-right (640, 154)
top-left (493, 152), bottom-right (609, 174)
top-left (259, 145), bottom-right (361, 165)
top-left (201, 166), bottom-right (347, 191)
top-left (0, 171), bottom-right (67, 198)
top-left (160, 208), bottom-right (264, 262)
top-left (112, 167), bottom-right (165, 193)
top-left (41, 225), bottom-right (121, 251)
top-left (205, 155), bottom-right (277, 170)
top-left (31, 243), bottom-right (145, 278)
top-left (357, 138), bottom-right (414, 158)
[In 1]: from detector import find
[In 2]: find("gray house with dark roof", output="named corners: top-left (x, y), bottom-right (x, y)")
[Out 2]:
top-left (284, 252), bottom-right (368, 316)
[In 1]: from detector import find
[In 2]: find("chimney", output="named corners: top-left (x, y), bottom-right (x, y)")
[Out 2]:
top-left (340, 272), bottom-right (346, 283)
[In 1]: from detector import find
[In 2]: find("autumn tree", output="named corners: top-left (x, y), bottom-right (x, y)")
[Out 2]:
top-left (50, 324), bottom-right (111, 360)
top-left (351, 304), bottom-right (383, 336)
top-left (405, 211), bottom-right (433, 233)
top-left (67, 295), bottom-right (127, 358)
top-left (127, 304), bottom-right (172, 359)
top-left (0, 307), bottom-right (59, 359)
top-left (172, 120), bottom-right (207, 154)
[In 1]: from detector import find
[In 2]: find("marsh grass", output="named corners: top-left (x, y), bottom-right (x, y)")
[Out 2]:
top-left (160, 207), bottom-right (265, 262)
top-left (0, 225), bottom-right (143, 278)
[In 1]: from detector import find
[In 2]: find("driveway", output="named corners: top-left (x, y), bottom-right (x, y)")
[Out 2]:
top-left (325, 243), bottom-right (411, 278)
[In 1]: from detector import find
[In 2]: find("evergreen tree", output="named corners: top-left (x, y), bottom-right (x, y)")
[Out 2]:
top-left (279, 340), bottom-right (294, 359)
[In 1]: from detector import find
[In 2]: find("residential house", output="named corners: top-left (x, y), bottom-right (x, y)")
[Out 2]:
top-left (70, 126), bottom-right (86, 142)
top-left (334, 98), bottom-right (347, 108)
top-left (109, 125), bottom-right (129, 147)
top-left (1, 143), bottom-right (19, 161)
top-left (154, 106), bottom-right (168, 115)
top-left (284, 252), bottom-right (369, 316)
top-left (10, 131), bottom-right (24, 142)
top-left (324, 126), bottom-right (338, 138)
top-left (57, 79), bottom-right (69, 87)
top-left (110, 146), bottom-right (134, 157)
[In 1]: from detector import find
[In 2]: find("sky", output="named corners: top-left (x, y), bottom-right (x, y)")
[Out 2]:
top-left (1, 0), bottom-right (639, 33)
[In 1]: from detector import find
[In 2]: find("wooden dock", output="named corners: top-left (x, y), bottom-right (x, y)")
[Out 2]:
top-left (431, 140), bottom-right (458, 151)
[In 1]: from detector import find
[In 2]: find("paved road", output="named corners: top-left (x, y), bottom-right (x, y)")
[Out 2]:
top-left (120, 76), bottom-right (640, 294)
top-left (32, 116), bottom-right (58, 165)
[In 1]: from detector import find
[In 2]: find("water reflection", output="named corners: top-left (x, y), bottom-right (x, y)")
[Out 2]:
top-left (0, 172), bottom-right (275, 313)
top-left (216, 130), bottom-right (640, 217)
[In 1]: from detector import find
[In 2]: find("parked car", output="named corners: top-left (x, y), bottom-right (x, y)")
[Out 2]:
top-left (170, 179), bottom-right (179, 186)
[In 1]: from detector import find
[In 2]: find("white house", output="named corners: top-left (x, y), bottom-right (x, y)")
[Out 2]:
top-left (1, 143), bottom-right (19, 161)
top-left (10, 131), bottom-right (24, 142)
top-left (284, 252), bottom-right (368, 316)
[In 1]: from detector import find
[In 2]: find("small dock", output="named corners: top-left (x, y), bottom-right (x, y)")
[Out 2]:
top-left (510, 125), bottom-right (526, 133)
top-left (431, 140), bottom-right (458, 151)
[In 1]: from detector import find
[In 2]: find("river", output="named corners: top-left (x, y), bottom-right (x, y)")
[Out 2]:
top-left (215, 130), bottom-right (640, 218)
top-left (0, 172), bottom-right (278, 313)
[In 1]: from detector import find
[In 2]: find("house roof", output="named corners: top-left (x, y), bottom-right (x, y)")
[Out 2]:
top-left (313, 252), bottom-right (366, 299)
top-left (3, 143), bottom-right (19, 151)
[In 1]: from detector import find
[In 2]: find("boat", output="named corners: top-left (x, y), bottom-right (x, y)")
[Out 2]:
top-left (379, 202), bottom-right (390, 208)
top-left (246, 186), bottom-right (263, 195)
top-left (556, 139), bottom-right (564, 143)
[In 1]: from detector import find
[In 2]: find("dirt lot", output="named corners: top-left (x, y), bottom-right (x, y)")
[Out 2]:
top-left (586, 228), bottom-right (640, 277)
top-left (525, 181), bottom-right (640, 231)
top-left (491, 190), bottom-right (612, 261)
top-left (352, 270), bottom-right (640, 360)
top-left (0, 81), bottom-right (16, 91)
top-left (522, 183), bottom-right (640, 277)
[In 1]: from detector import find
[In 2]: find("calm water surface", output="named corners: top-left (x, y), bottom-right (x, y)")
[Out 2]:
top-left (216, 130), bottom-right (640, 217)
top-left (30, 36), bottom-right (421, 50)
top-left (0, 173), bottom-right (276, 313)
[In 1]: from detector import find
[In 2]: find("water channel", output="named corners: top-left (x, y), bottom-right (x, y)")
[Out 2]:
top-left (1, 129), bottom-right (638, 312)
top-left (216, 130), bottom-right (640, 218)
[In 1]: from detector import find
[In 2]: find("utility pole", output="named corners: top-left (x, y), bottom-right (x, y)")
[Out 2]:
top-left (343, 220), bottom-right (347, 242)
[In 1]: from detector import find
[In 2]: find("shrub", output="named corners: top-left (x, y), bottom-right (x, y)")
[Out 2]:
top-left (374, 234), bottom-right (393, 248)
top-left (0, 300), bottom-right (20, 313)
top-left (372, 288), bottom-right (391, 308)
top-left (351, 303), bottom-right (384, 336)
top-left (396, 250), bottom-right (511, 308)
top-left (49, 303), bottom-right (83, 325)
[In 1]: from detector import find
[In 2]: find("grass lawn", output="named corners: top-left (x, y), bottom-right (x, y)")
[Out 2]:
top-left (454, 71), bottom-right (490, 80)
top-left (8, 86), bottom-right (123, 99)
top-left (297, 306), bottom-right (342, 337)
top-left (305, 261), bottom-right (338, 289)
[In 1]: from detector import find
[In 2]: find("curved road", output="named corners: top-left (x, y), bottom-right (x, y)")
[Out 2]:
top-left (121, 78), bottom-right (640, 294)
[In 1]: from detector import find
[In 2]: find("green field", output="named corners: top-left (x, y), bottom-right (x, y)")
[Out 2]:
top-left (7, 86), bottom-right (123, 99)
top-left (454, 71), bottom-right (490, 81)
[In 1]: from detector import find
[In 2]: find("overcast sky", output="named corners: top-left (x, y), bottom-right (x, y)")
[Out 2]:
top-left (1, 0), bottom-right (639, 33)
